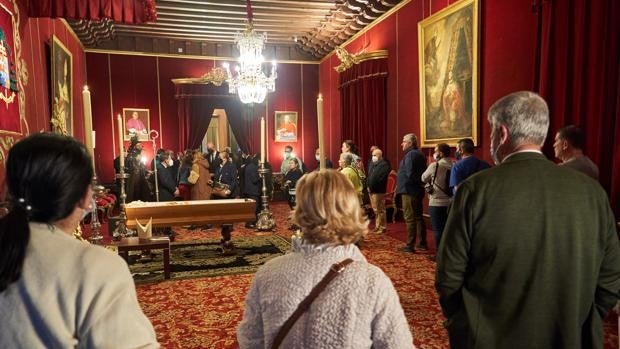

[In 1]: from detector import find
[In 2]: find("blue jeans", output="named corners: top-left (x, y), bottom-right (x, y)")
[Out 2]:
top-left (429, 205), bottom-right (449, 250)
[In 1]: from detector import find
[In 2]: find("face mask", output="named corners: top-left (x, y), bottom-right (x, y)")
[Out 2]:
top-left (315, 155), bottom-right (320, 161)
top-left (166, 159), bottom-right (174, 167)
top-left (284, 151), bottom-right (291, 158)
top-left (454, 150), bottom-right (462, 160)
top-left (372, 155), bottom-right (379, 162)
top-left (434, 154), bottom-right (441, 161)
top-left (81, 199), bottom-right (95, 220)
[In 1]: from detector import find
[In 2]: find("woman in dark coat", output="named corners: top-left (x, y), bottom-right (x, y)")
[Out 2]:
top-left (214, 149), bottom-right (238, 198)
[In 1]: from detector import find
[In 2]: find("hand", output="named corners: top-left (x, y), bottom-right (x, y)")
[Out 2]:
top-left (174, 188), bottom-right (180, 196)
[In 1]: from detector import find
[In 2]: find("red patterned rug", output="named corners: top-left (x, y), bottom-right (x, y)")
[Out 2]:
top-left (135, 202), bottom-right (619, 349)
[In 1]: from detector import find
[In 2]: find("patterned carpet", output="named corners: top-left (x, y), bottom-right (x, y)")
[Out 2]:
top-left (135, 202), bottom-right (619, 349)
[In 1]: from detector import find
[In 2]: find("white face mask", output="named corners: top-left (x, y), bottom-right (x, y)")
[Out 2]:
top-left (434, 154), bottom-right (441, 161)
top-left (315, 154), bottom-right (320, 161)
top-left (372, 155), bottom-right (379, 162)
top-left (166, 158), bottom-right (174, 167)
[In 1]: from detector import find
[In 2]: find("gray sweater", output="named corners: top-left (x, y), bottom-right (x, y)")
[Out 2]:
top-left (237, 242), bottom-right (415, 349)
top-left (0, 223), bottom-right (158, 348)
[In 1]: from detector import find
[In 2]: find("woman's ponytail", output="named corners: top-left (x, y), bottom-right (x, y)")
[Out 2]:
top-left (0, 203), bottom-right (31, 292)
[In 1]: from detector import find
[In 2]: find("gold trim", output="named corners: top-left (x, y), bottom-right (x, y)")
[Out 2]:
top-left (339, 72), bottom-right (388, 88)
top-left (300, 64), bottom-right (304, 158)
top-left (85, 48), bottom-right (320, 65)
top-left (60, 19), bottom-right (85, 51)
top-left (1, 0), bottom-right (26, 135)
top-left (50, 35), bottom-right (73, 136)
top-left (171, 67), bottom-right (228, 85)
top-left (320, 0), bottom-right (412, 64)
top-left (156, 57), bottom-right (163, 148)
top-left (334, 47), bottom-right (388, 72)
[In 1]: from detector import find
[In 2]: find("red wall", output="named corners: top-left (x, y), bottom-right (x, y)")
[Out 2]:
top-left (87, 52), bottom-right (319, 183)
top-left (319, 0), bottom-right (539, 167)
top-left (0, 0), bottom-right (87, 195)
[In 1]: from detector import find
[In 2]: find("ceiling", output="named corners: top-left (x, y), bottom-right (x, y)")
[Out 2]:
top-left (67, 0), bottom-right (404, 61)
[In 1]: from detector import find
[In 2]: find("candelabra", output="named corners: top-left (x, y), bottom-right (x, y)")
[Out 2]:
top-left (256, 162), bottom-right (276, 231)
top-left (88, 196), bottom-right (103, 244)
top-left (112, 162), bottom-right (135, 239)
top-left (150, 130), bottom-right (160, 202)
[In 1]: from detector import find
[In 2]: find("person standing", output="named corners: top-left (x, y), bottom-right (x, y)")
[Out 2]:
top-left (242, 154), bottom-right (261, 228)
top-left (367, 148), bottom-right (390, 233)
top-left (338, 153), bottom-right (364, 204)
top-left (190, 150), bottom-right (212, 201)
top-left (553, 124), bottom-right (599, 180)
top-left (396, 133), bottom-right (428, 253)
top-left (436, 91), bottom-right (620, 348)
top-left (449, 138), bottom-right (490, 194)
top-left (421, 143), bottom-right (453, 260)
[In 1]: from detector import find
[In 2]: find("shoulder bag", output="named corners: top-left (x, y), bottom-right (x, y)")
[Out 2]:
top-left (270, 258), bottom-right (354, 349)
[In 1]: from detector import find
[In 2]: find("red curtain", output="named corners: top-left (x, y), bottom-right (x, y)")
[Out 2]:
top-left (339, 58), bottom-right (388, 163)
top-left (28, 0), bottom-right (157, 24)
top-left (536, 0), bottom-right (620, 217)
top-left (175, 84), bottom-right (255, 153)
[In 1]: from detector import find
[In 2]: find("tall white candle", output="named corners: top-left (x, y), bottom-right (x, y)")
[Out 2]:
top-left (317, 93), bottom-right (325, 170)
top-left (82, 86), bottom-right (94, 167)
top-left (260, 117), bottom-right (266, 164)
top-left (92, 130), bottom-right (96, 148)
top-left (117, 114), bottom-right (124, 167)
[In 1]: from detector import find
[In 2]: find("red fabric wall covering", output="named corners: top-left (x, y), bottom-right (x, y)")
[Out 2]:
top-left (0, 0), bottom-right (87, 197)
top-left (88, 52), bottom-right (317, 183)
top-left (27, 0), bottom-right (156, 24)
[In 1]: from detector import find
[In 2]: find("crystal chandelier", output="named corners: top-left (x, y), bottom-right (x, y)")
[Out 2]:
top-left (223, 23), bottom-right (277, 104)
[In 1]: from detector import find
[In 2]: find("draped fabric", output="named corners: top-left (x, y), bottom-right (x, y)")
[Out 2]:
top-left (339, 58), bottom-right (388, 163)
top-left (28, 0), bottom-right (157, 23)
top-left (175, 84), bottom-right (255, 153)
top-left (535, 0), bottom-right (620, 216)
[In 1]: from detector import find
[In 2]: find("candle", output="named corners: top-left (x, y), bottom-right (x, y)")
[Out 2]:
top-left (260, 117), bottom-right (265, 164)
top-left (92, 131), bottom-right (96, 148)
top-left (317, 93), bottom-right (325, 170)
top-left (117, 114), bottom-right (124, 167)
top-left (82, 86), bottom-right (94, 167)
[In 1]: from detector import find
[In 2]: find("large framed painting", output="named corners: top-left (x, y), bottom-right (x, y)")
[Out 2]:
top-left (0, 2), bottom-right (21, 135)
top-left (123, 108), bottom-right (150, 141)
top-left (418, 0), bottom-right (479, 147)
top-left (274, 111), bottom-right (298, 142)
top-left (50, 35), bottom-right (73, 136)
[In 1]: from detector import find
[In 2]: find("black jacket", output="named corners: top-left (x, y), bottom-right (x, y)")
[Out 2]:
top-left (367, 159), bottom-right (391, 193)
top-left (152, 163), bottom-right (177, 201)
top-left (242, 160), bottom-right (261, 197)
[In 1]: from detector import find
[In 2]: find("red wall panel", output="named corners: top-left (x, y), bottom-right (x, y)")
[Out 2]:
top-left (319, 0), bottom-right (539, 167)
top-left (0, 0), bottom-right (87, 196)
top-left (88, 52), bottom-right (319, 182)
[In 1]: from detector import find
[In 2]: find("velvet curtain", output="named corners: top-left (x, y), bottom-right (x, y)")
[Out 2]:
top-left (535, 0), bottom-right (620, 217)
top-left (175, 84), bottom-right (255, 153)
top-left (28, 0), bottom-right (157, 23)
top-left (339, 58), bottom-right (388, 163)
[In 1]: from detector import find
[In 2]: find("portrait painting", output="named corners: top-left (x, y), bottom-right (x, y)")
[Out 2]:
top-left (0, 2), bottom-right (21, 134)
top-left (50, 35), bottom-right (72, 136)
top-left (123, 108), bottom-right (150, 141)
top-left (274, 111), bottom-right (298, 142)
top-left (418, 0), bottom-right (479, 147)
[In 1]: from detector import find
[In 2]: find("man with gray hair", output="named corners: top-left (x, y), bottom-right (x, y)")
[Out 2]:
top-left (396, 133), bottom-right (428, 252)
top-left (436, 91), bottom-right (620, 348)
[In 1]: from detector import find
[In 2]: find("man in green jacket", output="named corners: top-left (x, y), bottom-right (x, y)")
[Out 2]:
top-left (436, 91), bottom-right (620, 348)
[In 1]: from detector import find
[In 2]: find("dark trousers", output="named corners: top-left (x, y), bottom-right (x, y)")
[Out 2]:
top-left (244, 194), bottom-right (261, 222)
top-left (429, 205), bottom-right (449, 251)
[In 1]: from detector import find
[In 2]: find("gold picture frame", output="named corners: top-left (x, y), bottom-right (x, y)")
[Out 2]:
top-left (418, 0), bottom-right (479, 147)
top-left (274, 111), bottom-right (298, 142)
top-left (122, 108), bottom-right (150, 141)
top-left (50, 35), bottom-right (72, 136)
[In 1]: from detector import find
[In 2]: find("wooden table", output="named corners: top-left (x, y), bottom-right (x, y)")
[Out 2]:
top-left (115, 237), bottom-right (171, 279)
top-left (124, 199), bottom-right (256, 253)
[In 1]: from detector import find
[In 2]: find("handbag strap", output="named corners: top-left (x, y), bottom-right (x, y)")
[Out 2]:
top-left (271, 258), bottom-right (354, 349)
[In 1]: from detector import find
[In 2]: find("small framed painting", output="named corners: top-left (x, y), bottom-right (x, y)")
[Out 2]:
top-left (123, 108), bottom-right (150, 141)
top-left (274, 111), bottom-right (298, 142)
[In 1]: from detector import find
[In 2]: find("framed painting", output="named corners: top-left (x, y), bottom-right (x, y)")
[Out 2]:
top-left (418, 0), bottom-right (479, 147)
top-left (274, 111), bottom-right (298, 142)
top-left (50, 35), bottom-right (72, 136)
top-left (0, 1), bottom-right (22, 135)
top-left (123, 108), bottom-right (150, 141)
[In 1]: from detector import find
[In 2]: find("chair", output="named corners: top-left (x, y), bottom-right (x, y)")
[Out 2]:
top-left (384, 170), bottom-right (399, 222)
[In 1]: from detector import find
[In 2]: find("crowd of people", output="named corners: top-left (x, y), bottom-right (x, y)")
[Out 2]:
top-left (0, 91), bottom-right (618, 348)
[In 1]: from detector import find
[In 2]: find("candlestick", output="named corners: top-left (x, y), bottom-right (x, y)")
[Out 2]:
top-left (317, 93), bottom-right (325, 170)
top-left (117, 114), bottom-right (124, 166)
top-left (260, 117), bottom-right (265, 164)
top-left (82, 86), bottom-right (94, 166)
top-left (92, 131), bottom-right (96, 148)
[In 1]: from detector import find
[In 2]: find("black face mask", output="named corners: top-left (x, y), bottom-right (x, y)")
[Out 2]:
top-left (455, 150), bottom-right (462, 160)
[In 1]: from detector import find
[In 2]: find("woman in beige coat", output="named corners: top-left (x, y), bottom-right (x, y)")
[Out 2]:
top-left (190, 150), bottom-right (212, 200)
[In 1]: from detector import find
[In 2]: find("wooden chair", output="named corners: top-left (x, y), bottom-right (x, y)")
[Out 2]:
top-left (384, 170), bottom-right (399, 222)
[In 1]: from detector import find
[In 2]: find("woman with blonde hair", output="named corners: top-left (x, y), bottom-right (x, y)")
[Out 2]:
top-left (190, 150), bottom-right (212, 200)
top-left (238, 170), bottom-right (414, 348)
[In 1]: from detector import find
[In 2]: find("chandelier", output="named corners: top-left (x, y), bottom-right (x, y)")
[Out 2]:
top-left (223, 1), bottom-right (277, 104)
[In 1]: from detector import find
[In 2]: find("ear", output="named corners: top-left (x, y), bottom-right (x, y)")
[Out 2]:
top-left (77, 186), bottom-right (93, 210)
top-left (499, 124), bottom-right (510, 145)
